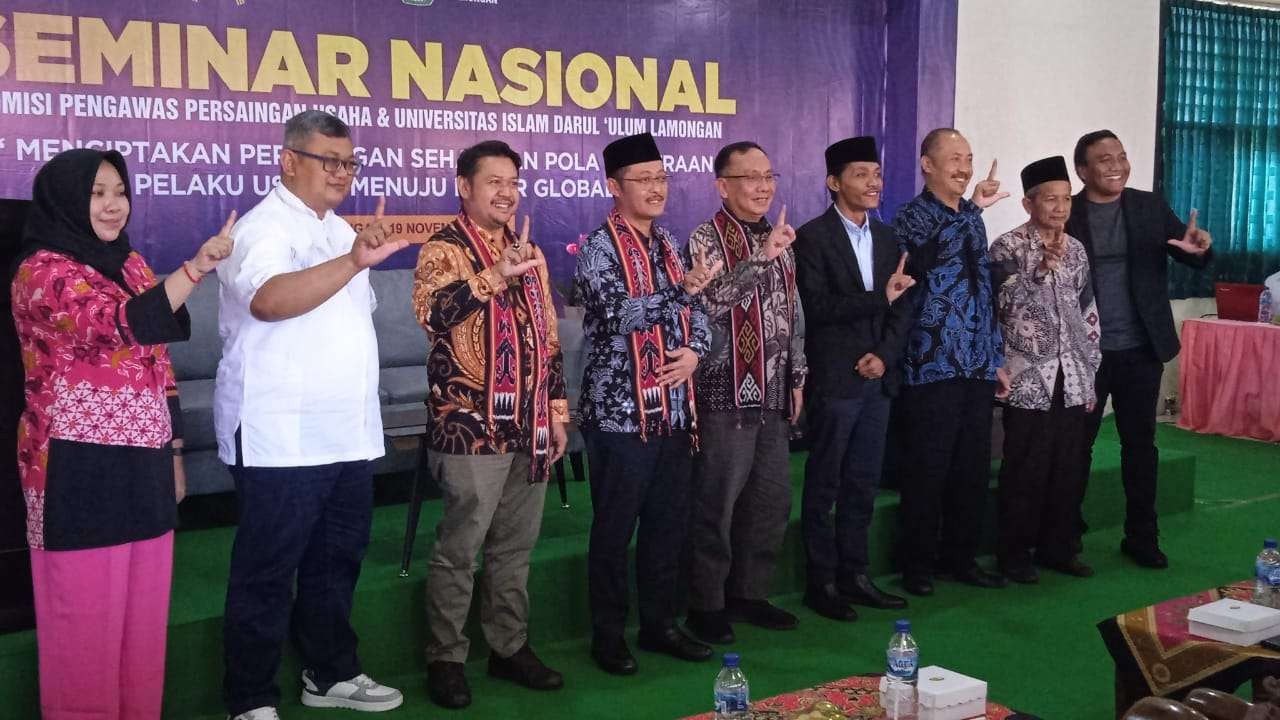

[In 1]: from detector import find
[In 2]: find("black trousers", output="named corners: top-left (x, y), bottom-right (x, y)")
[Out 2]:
top-left (585, 430), bottom-right (692, 638)
top-left (997, 373), bottom-right (1087, 570)
top-left (222, 460), bottom-right (372, 716)
top-left (895, 378), bottom-right (995, 578)
top-left (1084, 346), bottom-right (1164, 544)
top-left (801, 380), bottom-right (892, 586)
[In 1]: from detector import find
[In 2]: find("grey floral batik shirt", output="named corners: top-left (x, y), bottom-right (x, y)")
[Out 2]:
top-left (989, 222), bottom-right (1102, 411)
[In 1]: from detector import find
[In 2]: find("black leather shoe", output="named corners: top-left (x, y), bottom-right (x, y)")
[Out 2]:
top-left (488, 643), bottom-right (564, 691)
top-left (1000, 564), bottom-right (1039, 585)
top-left (802, 584), bottom-right (858, 621)
top-left (1038, 555), bottom-right (1095, 578)
top-left (948, 564), bottom-right (1008, 588)
top-left (725, 598), bottom-right (798, 631)
top-left (591, 635), bottom-right (638, 676)
top-left (1121, 538), bottom-right (1169, 569)
top-left (427, 661), bottom-right (471, 709)
top-left (836, 574), bottom-right (908, 610)
top-left (637, 626), bottom-right (713, 662)
top-left (686, 609), bottom-right (735, 644)
top-left (902, 575), bottom-right (934, 597)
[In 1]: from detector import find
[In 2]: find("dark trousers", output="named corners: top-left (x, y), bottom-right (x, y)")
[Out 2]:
top-left (1085, 346), bottom-right (1164, 544)
top-left (222, 459), bottom-right (373, 715)
top-left (801, 381), bottom-right (892, 587)
top-left (895, 378), bottom-right (995, 578)
top-left (688, 411), bottom-right (792, 611)
top-left (585, 430), bottom-right (692, 638)
top-left (997, 373), bottom-right (1087, 570)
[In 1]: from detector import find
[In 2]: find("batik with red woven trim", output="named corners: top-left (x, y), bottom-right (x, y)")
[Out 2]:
top-left (711, 207), bottom-right (795, 409)
top-left (605, 207), bottom-right (697, 440)
top-left (455, 212), bottom-right (555, 481)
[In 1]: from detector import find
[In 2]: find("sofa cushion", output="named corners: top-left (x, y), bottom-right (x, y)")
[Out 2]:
top-left (176, 378), bottom-right (217, 451)
top-left (380, 365), bottom-right (429, 406)
top-left (168, 275), bottom-right (223, 381)
top-left (371, 268), bottom-right (429, 368)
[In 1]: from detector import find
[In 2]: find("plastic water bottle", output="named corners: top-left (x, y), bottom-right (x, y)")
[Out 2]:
top-left (713, 652), bottom-right (749, 719)
top-left (1254, 539), bottom-right (1280, 609)
top-left (1260, 288), bottom-right (1274, 324)
top-left (884, 619), bottom-right (919, 720)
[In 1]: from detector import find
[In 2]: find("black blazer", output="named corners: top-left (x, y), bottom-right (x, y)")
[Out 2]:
top-left (1065, 187), bottom-right (1212, 363)
top-left (795, 206), bottom-right (913, 398)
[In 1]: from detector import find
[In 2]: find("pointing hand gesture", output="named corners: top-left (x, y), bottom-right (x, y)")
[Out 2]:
top-left (886, 252), bottom-right (916, 303)
top-left (1166, 208), bottom-right (1212, 255)
top-left (763, 204), bottom-right (796, 261)
top-left (682, 244), bottom-right (723, 295)
top-left (971, 159), bottom-right (1010, 209)
top-left (496, 216), bottom-right (544, 279)
top-left (351, 197), bottom-right (409, 269)
top-left (191, 210), bottom-right (237, 274)
top-left (1039, 225), bottom-right (1067, 272)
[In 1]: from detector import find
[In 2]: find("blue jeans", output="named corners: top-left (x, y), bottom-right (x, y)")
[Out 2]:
top-left (222, 458), bottom-right (373, 715)
top-left (801, 380), bottom-right (892, 586)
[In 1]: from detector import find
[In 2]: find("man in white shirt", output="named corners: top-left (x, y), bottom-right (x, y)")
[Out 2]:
top-left (215, 110), bottom-right (406, 720)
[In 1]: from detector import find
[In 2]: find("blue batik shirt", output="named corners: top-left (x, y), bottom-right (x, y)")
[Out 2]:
top-left (892, 189), bottom-right (1004, 386)
top-left (574, 221), bottom-right (712, 434)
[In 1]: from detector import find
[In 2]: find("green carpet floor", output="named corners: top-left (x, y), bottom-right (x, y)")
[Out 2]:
top-left (3, 420), bottom-right (1278, 719)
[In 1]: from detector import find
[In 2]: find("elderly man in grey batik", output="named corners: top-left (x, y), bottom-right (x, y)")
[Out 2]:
top-left (990, 155), bottom-right (1102, 586)
top-left (683, 141), bottom-right (807, 646)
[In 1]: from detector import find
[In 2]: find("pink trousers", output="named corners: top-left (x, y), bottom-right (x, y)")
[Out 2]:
top-left (30, 531), bottom-right (174, 720)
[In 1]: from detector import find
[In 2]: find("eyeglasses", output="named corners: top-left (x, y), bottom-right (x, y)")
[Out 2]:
top-left (619, 174), bottom-right (672, 189)
top-left (720, 173), bottom-right (782, 185)
top-left (286, 147), bottom-right (363, 175)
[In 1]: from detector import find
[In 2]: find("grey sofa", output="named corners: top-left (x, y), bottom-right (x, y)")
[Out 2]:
top-left (168, 268), bottom-right (431, 496)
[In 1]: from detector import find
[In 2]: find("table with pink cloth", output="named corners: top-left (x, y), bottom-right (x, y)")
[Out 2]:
top-left (1177, 318), bottom-right (1280, 442)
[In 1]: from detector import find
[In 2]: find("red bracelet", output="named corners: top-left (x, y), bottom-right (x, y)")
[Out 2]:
top-left (182, 262), bottom-right (202, 284)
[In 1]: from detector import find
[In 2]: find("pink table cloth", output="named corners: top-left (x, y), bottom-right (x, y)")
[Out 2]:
top-left (1178, 318), bottom-right (1280, 442)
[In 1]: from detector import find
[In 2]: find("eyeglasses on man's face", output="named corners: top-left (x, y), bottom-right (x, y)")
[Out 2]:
top-left (286, 147), bottom-right (363, 175)
top-left (720, 172), bottom-right (782, 186)
top-left (619, 174), bottom-right (672, 189)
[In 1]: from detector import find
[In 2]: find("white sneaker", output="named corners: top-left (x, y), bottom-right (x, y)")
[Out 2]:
top-left (300, 670), bottom-right (404, 712)
top-left (228, 708), bottom-right (280, 720)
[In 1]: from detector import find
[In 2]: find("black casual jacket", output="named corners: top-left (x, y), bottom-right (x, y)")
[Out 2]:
top-left (1065, 187), bottom-right (1213, 363)
top-left (795, 207), bottom-right (914, 398)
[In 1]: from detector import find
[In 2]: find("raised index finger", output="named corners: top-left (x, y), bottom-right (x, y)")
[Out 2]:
top-left (896, 251), bottom-right (908, 274)
top-left (1185, 208), bottom-right (1198, 237)
top-left (986, 159), bottom-right (998, 182)
top-left (777, 204), bottom-right (787, 229)
top-left (374, 196), bottom-right (386, 221)
top-left (220, 209), bottom-right (238, 237)
top-left (519, 215), bottom-right (530, 245)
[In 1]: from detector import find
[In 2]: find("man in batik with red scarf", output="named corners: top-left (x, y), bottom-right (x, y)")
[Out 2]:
top-left (575, 132), bottom-right (720, 676)
top-left (683, 141), bottom-right (807, 646)
top-left (412, 140), bottom-right (567, 709)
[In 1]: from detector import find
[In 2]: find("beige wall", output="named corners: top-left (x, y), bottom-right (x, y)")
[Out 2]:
top-left (954, 0), bottom-right (1162, 241)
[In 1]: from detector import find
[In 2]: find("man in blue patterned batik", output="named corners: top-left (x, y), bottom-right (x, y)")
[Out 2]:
top-left (891, 128), bottom-right (1011, 597)
top-left (574, 132), bottom-right (720, 676)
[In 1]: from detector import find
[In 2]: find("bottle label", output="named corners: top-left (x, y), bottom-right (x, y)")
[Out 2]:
top-left (715, 691), bottom-right (748, 713)
top-left (887, 653), bottom-right (918, 680)
top-left (1259, 561), bottom-right (1280, 586)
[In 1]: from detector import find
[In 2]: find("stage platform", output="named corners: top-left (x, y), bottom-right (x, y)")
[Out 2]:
top-left (0, 435), bottom-right (1196, 718)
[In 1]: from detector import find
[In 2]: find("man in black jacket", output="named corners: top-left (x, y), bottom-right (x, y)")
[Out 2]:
top-left (794, 137), bottom-right (916, 621)
top-left (1066, 130), bottom-right (1213, 569)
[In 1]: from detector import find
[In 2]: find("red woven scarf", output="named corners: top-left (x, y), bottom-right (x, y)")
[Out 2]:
top-left (455, 212), bottom-right (554, 481)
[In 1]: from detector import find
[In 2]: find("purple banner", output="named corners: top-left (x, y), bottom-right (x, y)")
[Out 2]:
top-left (0, 0), bottom-right (955, 284)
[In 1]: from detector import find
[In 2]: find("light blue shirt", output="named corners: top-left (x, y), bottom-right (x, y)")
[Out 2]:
top-left (835, 205), bottom-right (875, 290)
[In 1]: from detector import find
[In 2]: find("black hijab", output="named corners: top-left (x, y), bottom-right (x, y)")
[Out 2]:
top-left (14, 148), bottom-right (135, 291)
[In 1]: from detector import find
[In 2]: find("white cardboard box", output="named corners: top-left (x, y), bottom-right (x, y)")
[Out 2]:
top-left (1187, 598), bottom-right (1280, 646)
top-left (917, 666), bottom-right (987, 720)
